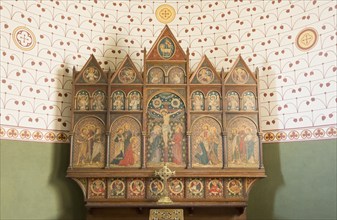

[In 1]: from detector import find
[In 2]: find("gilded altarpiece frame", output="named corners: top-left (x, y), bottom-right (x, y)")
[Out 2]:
top-left (67, 26), bottom-right (265, 212)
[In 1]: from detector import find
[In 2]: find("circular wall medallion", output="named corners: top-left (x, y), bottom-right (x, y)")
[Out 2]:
top-left (12, 26), bottom-right (36, 51)
top-left (188, 179), bottom-right (203, 195)
top-left (157, 37), bottom-right (175, 59)
top-left (232, 67), bottom-right (249, 84)
top-left (155, 4), bottom-right (176, 24)
top-left (119, 68), bottom-right (136, 83)
top-left (296, 28), bottom-right (318, 51)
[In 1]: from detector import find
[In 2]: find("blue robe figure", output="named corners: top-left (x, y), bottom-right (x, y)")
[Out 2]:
top-left (195, 140), bottom-right (209, 165)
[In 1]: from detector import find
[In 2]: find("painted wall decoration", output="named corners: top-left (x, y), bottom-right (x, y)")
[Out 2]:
top-left (12, 26), bottom-right (36, 51)
top-left (158, 37), bottom-right (175, 59)
top-left (242, 91), bottom-right (256, 111)
top-left (1, 1), bottom-right (336, 143)
top-left (76, 90), bottom-right (90, 110)
top-left (191, 91), bottom-right (205, 111)
top-left (207, 91), bottom-right (221, 111)
top-left (110, 116), bottom-right (141, 168)
top-left (197, 68), bottom-right (214, 84)
top-left (73, 117), bottom-right (105, 168)
top-left (168, 67), bottom-right (184, 84)
top-left (296, 28), bottom-right (318, 51)
top-left (228, 117), bottom-right (259, 168)
top-left (127, 91), bottom-right (141, 110)
top-left (112, 91), bottom-right (125, 110)
top-left (118, 68), bottom-right (136, 84)
top-left (227, 91), bottom-right (240, 111)
top-left (192, 116), bottom-right (222, 168)
top-left (148, 67), bottom-right (165, 84)
top-left (92, 90), bottom-right (106, 111)
top-left (147, 92), bottom-right (186, 167)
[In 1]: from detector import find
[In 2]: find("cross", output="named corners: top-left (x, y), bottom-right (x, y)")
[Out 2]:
top-left (160, 9), bottom-right (171, 19)
top-left (301, 33), bottom-right (313, 46)
top-left (155, 163), bottom-right (175, 204)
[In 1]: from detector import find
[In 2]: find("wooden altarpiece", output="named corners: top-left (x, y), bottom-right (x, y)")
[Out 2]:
top-left (67, 26), bottom-right (265, 218)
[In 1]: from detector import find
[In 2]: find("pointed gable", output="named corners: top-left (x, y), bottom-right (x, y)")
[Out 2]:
top-left (75, 54), bottom-right (107, 84)
top-left (190, 55), bottom-right (221, 84)
top-left (110, 55), bottom-right (143, 84)
top-left (224, 55), bottom-right (257, 85)
top-left (146, 25), bottom-right (186, 61)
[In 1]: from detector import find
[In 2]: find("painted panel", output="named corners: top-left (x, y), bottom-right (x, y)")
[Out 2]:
top-left (227, 91), bottom-right (240, 111)
top-left (147, 93), bottom-right (186, 167)
top-left (110, 116), bottom-right (141, 168)
top-left (92, 90), bottom-right (106, 110)
top-left (242, 91), bottom-right (256, 111)
top-left (148, 67), bottom-right (165, 84)
top-left (191, 91), bottom-right (205, 111)
top-left (73, 117), bottom-right (105, 168)
top-left (228, 117), bottom-right (259, 168)
top-left (76, 90), bottom-right (90, 110)
top-left (207, 91), bottom-right (221, 111)
top-left (112, 91), bottom-right (125, 110)
top-left (191, 116), bottom-right (222, 167)
top-left (168, 67), bottom-right (184, 84)
top-left (127, 91), bottom-right (141, 110)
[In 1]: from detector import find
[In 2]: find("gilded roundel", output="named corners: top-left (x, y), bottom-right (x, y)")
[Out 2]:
top-left (129, 179), bottom-right (145, 196)
top-left (110, 179), bottom-right (125, 197)
top-left (158, 37), bottom-right (175, 59)
top-left (83, 67), bottom-right (100, 83)
top-left (119, 68), bottom-right (136, 84)
top-left (156, 4), bottom-right (176, 24)
top-left (90, 179), bottom-right (106, 196)
top-left (207, 179), bottom-right (223, 196)
top-left (73, 117), bottom-right (105, 168)
top-left (12, 26), bottom-right (36, 51)
top-left (188, 179), bottom-right (203, 195)
top-left (197, 68), bottom-right (214, 84)
top-left (232, 67), bottom-right (249, 84)
top-left (226, 179), bottom-right (242, 195)
top-left (149, 179), bottom-right (164, 195)
top-left (169, 179), bottom-right (184, 195)
top-left (296, 28), bottom-right (318, 51)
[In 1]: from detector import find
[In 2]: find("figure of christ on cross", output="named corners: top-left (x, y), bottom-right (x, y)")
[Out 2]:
top-left (150, 108), bottom-right (183, 162)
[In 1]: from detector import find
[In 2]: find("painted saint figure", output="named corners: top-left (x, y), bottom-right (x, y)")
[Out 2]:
top-left (171, 123), bottom-right (183, 165)
top-left (113, 93), bottom-right (124, 110)
top-left (148, 125), bottom-right (163, 163)
top-left (192, 93), bottom-right (204, 111)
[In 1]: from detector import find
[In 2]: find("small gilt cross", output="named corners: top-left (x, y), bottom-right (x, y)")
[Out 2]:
top-left (155, 163), bottom-right (175, 204)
